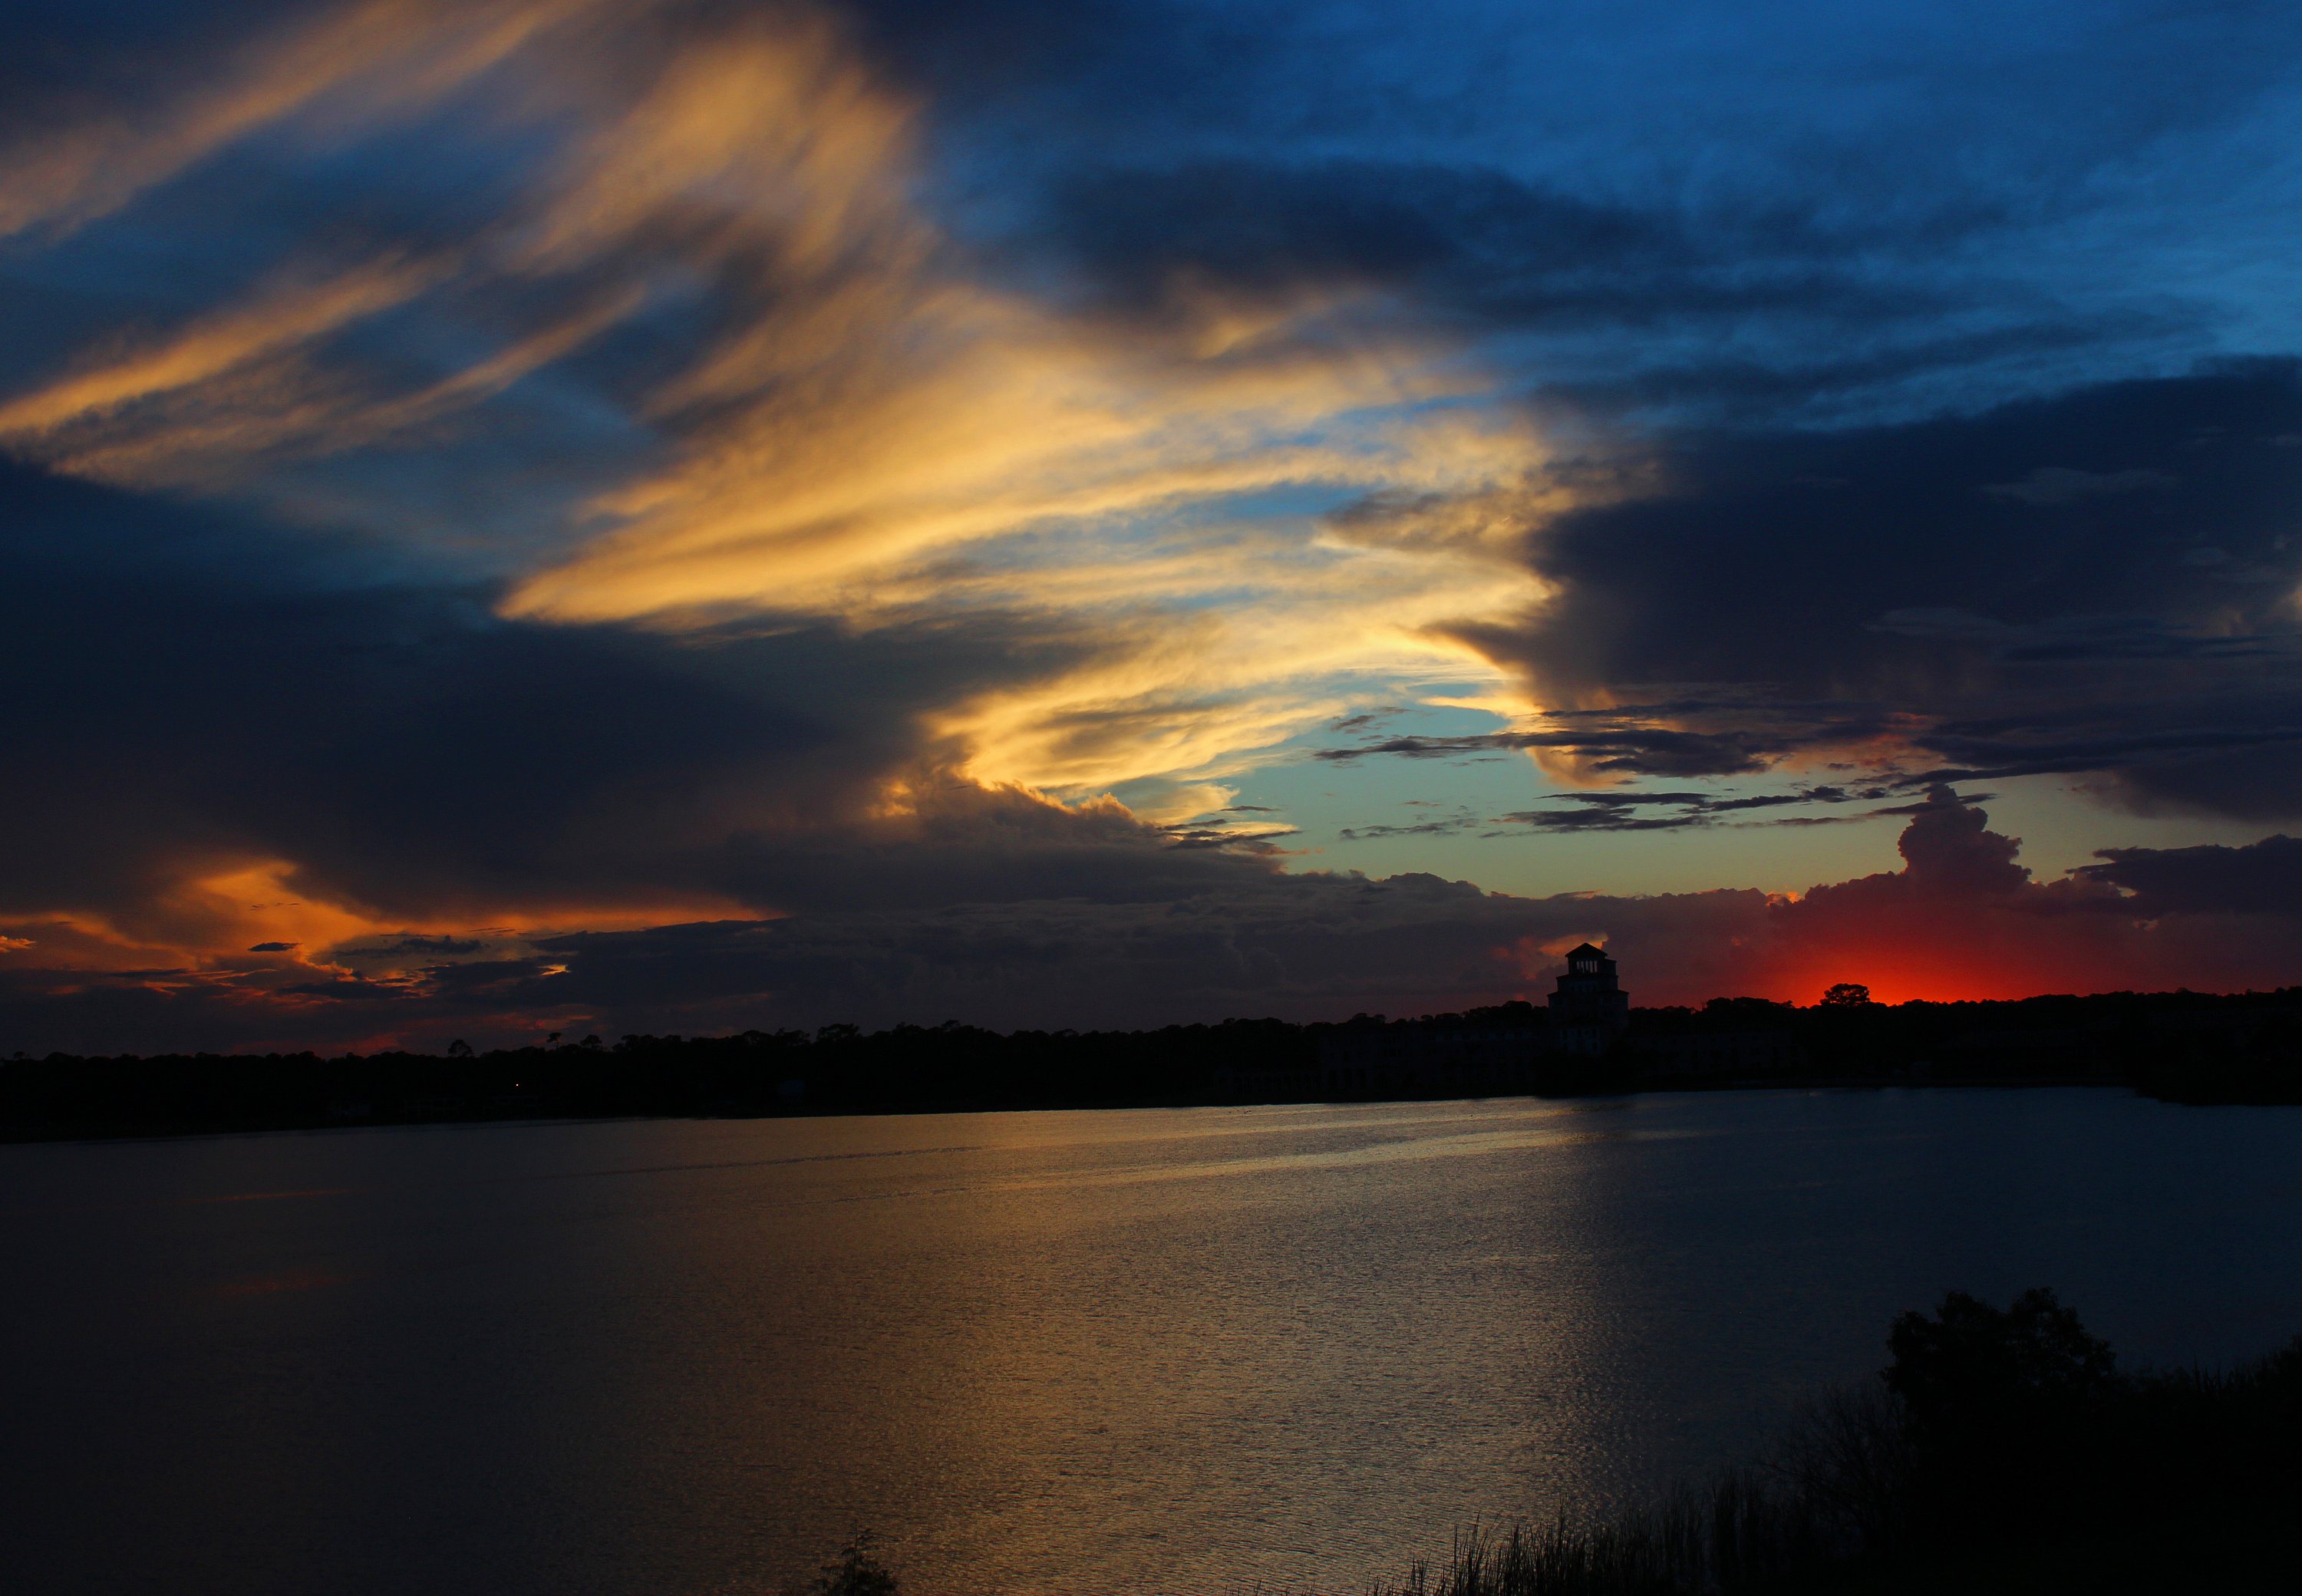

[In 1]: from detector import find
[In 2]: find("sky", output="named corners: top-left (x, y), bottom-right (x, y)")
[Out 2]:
top-left (4, 0), bottom-right (2302, 1052)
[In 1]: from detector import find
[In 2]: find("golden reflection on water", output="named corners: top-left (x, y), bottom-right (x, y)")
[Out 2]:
top-left (7, 1093), bottom-right (2302, 1595)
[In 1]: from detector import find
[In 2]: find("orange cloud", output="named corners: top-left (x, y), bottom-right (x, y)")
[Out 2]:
top-left (0, 0), bottom-right (1571, 813)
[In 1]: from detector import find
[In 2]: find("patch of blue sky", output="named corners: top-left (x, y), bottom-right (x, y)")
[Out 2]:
top-left (1961, 775), bottom-right (2284, 886)
top-left (1164, 479), bottom-right (1370, 535)
top-left (1236, 0), bottom-right (2300, 186)
top-left (928, 0), bottom-right (2301, 193)
top-left (926, 480), bottom-right (1403, 610)
top-left (0, 174), bottom-right (360, 381)
top-left (235, 105), bottom-right (560, 233)
top-left (1180, 694), bottom-right (1891, 896)
top-left (1209, 725), bottom-right (2293, 902)
top-left (250, 412), bottom-right (643, 578)
top-left (922, 0), bottom-right (2302, 430)
top-left (1237, 755), bottom-right (1911, 900)
top-left (0, 206), bottom-right (275, 315)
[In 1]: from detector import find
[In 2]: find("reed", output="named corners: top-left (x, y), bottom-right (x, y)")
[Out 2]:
top-left (1365, 1420), bottom-right (1903, 1596)
top-left (1364, 1298), bottom-right (2302, 1596)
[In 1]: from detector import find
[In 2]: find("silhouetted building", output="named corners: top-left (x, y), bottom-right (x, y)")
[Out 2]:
top-left (1548, 942), bottom-right (1629, 1054)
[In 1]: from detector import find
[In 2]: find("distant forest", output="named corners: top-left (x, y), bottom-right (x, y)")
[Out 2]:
top-left (5, 988), bottom-right (2300, 1141)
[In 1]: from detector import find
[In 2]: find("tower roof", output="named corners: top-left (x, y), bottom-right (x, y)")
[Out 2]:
top-left (1565, 941), bottom-right (1608, 959)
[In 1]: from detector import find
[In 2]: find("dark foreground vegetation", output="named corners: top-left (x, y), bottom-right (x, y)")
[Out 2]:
top-left (794, 1291), bottom-right (2302, 1596)
top-left (1358, 1291), bottom-right (2301, 1595)
top-left (3, 987), bottom-right (2298, 1140)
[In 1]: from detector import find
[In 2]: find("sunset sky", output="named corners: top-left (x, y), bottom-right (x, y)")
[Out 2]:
top-left (5, 0), bottom-right (2302, 1051)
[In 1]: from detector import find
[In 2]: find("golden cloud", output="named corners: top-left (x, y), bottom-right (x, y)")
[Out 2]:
top-left (0, 0), bottom-right (589, 242)
top-left (0, 0), bottom-right (1569, 805)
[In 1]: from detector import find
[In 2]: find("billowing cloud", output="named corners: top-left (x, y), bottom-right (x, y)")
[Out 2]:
top-left (8, 788), bottom-right (2299, 1054)
top-left (518, 790), bottom-right (2294, 1029)
top-left (1411, 364), bottom-right (2302, 810)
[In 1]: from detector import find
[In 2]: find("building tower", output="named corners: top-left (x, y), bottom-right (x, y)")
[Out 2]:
top-left (1547, 942), bottom-right (1630, 1052)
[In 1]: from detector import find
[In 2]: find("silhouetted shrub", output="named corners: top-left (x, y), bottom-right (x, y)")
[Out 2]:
top-left (1882, 1287), bottom-right (2118, 1538)
top-left (1361, 1291), bottom-right (2302, 1596)
top-left (1885, 1287), bottom-right (2117, 1423)
top-left (788, 1530), bottom-right (898, 1596)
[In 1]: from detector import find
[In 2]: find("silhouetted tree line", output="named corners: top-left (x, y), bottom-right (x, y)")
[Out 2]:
top-left (0, 1017), bottom-right (1313, 1139)
top-left (2, 988), bottom-right (2297, 1140)
top-left (1632, 986), bottom-right (2302, 1102)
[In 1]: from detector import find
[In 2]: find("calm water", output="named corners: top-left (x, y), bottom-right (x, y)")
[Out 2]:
top-left (4, 1090), bottom-right (2300, 1594)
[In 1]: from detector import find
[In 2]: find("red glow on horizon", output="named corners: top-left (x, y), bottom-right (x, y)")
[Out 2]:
top-left (1763, 955), bottom-right (2119, 1007)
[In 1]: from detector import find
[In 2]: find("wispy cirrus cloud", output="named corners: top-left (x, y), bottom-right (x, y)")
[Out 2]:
top-left (1, 0), bottom-right (1562, 810)
top-left (1314, 701), bottom-right (1908, 780)
top-left (1491, 786), bottom-right (1896, 835)
top-left (1334, 783), bottom-right (1901, 841)
top-left (0, 0), bottom-right (589, 241)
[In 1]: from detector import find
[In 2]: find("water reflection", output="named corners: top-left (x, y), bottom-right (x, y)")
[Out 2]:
top-left (3, 1092), bottom-right (2300, 1594)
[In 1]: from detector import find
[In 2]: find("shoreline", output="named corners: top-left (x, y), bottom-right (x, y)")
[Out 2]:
top-left (8, 988), bottom-right (2296, 1144)
top-left (7, 1073), bottom-right (2282, 1149)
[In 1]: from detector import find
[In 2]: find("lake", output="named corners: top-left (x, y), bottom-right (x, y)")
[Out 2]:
top-left (4, 1090), bottom-right (2300, 1594)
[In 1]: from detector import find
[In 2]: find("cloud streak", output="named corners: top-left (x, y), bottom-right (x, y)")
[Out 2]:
top-left (0, 0), bottom-right (586, 241)
top-left (2, 0), bottom-right (1561, 806)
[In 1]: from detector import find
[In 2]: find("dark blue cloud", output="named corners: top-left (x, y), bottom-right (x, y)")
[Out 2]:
top-left (862, 0), bottom-right (2302, 420)
top-left (2079, 833), bottom-right (2302, 915)
top-left (0, 1), bottom-right (298, 118)
top-left (0, 460), bottom-right (1147, 922)
top-left (1418, 362), bottom-right (2302, 813)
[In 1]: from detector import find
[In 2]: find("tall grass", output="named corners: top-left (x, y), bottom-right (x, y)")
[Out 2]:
top-left (1368, 1387), bottom-right (1910, 1596)
top-left (1365, 1293), bottom-right (2302, 1596)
